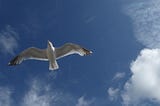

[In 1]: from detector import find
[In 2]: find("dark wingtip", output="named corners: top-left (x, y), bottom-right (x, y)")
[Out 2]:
top-left (8, 56), bottom-right (19, 66)
top-left (8, 62), bottom-right (11, 66)
top-left (82, 48), bottom-right (93, 56)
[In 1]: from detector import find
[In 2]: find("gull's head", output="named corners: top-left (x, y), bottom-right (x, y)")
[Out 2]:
top-left (48, 40), bottom-right (53, 47)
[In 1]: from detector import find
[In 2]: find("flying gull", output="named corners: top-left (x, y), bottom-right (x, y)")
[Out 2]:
top-left (8, 40), bottom-right (92, 70)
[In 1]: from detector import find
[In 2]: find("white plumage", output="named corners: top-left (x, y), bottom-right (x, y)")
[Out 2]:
top-left (8, 40), bottom-right (92, 70)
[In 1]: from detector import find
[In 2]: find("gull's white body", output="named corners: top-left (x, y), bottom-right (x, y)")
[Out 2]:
top-left (47, 41), bottom-right (59, 70)
top-left (8, 41), bottom-right (92, 70)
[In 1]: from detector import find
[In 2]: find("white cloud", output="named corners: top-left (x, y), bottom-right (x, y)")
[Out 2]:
top-left (112, 72), bottom-right (125, 81)
top-left (0, 87), bottom-right (12, 106)
top-left (76, 96), bottom-right (93, 106)
top-left (22, 79), bottom-right (55, 106)
top-left (121, 49), bottom-right (160, 106)
top-left (108, 87), bottom-right (119, 101)
top-left (121, 1), bottom-right (160, 105)
top-left (123, 0), bottom-right (160, 48)
top-left (21, 78), bottom-right (78, 106)
top-left (0, 78), bottom-right (97, 106)
top-left (0, 25), bottom-right (18, 55)
top-left (0, 79), bottom-right (58, 106)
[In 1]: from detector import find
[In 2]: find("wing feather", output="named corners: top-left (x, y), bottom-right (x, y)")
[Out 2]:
top-left (55, 43), bottom-right (92, 59)
top-left (8, 47), bottom-right (48, 66)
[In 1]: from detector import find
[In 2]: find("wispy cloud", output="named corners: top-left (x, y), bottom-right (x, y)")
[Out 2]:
top-left (108, 72), bottom-right (125, 102)
top-left (84, 16), bottom-right (96, 24)
top-left (112, 72), bottom-right (126, 81)
top-left (121, 49), bottom-right (160, 106)
top-left (108, 87), bottom-right (120, 101)
top-left (0, 25), bottom-right (19, 55)
top-left (0, 87), bottom-right (12, 106)
top-left (123, 0), bottom-right (160, 48)
top-left (22, 79), bottom-right (97, 106)
top-left (21, 78), bottom-right (81, 106)
top-left (22, 79), bottom-right (55, 106)
top-left (76, 96), bottom-right (94, 106)
top-left (0, 78), bottom-right (98, 106)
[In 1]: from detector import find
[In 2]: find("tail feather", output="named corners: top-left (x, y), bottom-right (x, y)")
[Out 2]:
top-left (49, 61), bottom-right (59, 71)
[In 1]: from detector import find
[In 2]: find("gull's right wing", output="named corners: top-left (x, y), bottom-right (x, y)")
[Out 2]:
top-left (8, 47), bottom-right (48, 66)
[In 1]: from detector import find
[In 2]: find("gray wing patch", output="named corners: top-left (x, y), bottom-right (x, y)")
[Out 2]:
top-left (55, 43), bottom-right (92, 59)
top-left (8, 47), bottom-right (48, 66)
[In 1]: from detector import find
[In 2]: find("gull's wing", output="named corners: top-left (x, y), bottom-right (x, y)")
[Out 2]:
top-left (8, 47), bottom-right (48, 66)
top-left (55, 43), bottom-right (92, 59)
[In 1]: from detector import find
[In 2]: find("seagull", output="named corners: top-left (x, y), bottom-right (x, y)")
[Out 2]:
top-left (8, 40), bottom-right (92, 70)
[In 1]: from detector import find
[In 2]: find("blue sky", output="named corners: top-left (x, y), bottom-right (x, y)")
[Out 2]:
top-left (1, 0), bottom-right (160, 106)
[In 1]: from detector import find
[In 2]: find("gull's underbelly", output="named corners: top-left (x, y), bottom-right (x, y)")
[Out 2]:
top-left (47, 47), bottom-right (56, 62)
top-left (47, 46), bottom-right (59, 70)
